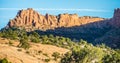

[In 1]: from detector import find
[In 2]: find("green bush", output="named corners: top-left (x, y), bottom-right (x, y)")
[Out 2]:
top-left (8, 41), bottom-right (13, 46)
top-left (0, 32), bottom-right (2, 37)
top-left (29, 32), bottom-right (40, 43)
top-left (49, 34), bottom-right (54, 38)
top-left (18, 38), bottom-right (30, 49)
top-left (44, 58), bottom-right (50, 62)
top-left (52, 52), bottom-right (60, 61)
top-left (61, 47), bottom-right (104, 63)
top-left (0, 58), bottom-right (11, 63)
top-left (31, 37), bottom-right (40, 43)
top-left (61, 41), bottom-right (120, 63)
top-left (1, 28), bottom-right (18, 40)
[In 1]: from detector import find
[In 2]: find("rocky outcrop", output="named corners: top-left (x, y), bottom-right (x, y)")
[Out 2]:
top-left (111, 8), bottom-right (120, 28)
top-left (7, 8), bottom-right (104, 31)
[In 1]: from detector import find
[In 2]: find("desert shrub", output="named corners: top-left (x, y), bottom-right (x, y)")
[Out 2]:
top-left (48, 34), bottom-right (54, 38)
top-left (29, 32), bottom-right (40, 43)
top-left (44, 58), bottom-right (50, 62)
top-left (8, 40), bottom-right (13, 46)
top-left (0, 32), bottom-right (2, 37)
top-left (0, 58), bottom-right (11, 63)
top-left (52, 52), bottom-right (60, 61)
top-left (41, 35), bottom-right (48, 43)
top-left (31, 38), bottom-right (40, 43)
top-left (102, 52), bottom-right (120, 63)
top-left (61, 41), bottom-right (113, 63)
top-left (61, 41), bottom-right (120, 63)
top-left (1, 28), bottom-right (18, 40)
top-left (26, 51), bottom-right (30, 54)
top-left (43, 53), bottom-right (48, 57)
top-left (17, 30), bottom-right (30, 49)
top-left (17, 49), bottom-right (22, 51)
top-left (38, 50), bottom-right (42, 54)
top-left (18, 38), bottom-right (30, 49)
top-left (40, 34), bottom-right (78, 49)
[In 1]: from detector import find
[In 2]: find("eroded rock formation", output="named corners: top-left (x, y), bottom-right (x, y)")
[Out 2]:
top-left (111, 8), bottom-right (120, 28)
top-left (7, 8), bottom-right (104, 31)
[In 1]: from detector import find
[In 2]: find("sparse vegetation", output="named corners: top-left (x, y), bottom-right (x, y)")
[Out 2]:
top-left (102, 52), bottom-right (120, 63)
top-left (0, 28), bottom-right (19, 40)
top-left (52, 52), bottom-right (60, 61)
top-left (0, 27), bottom-right (120, 63)
top-left (61, 42), bottom-right (120, 63)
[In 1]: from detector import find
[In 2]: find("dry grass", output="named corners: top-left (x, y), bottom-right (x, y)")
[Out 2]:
top-left (0, 38), bottom-right (69, 63)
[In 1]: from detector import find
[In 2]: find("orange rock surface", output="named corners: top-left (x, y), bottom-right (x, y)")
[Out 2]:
top-left (7, 8), bottom-right (104, 30)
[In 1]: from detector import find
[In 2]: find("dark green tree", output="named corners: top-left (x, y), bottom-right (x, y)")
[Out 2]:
top-left (18, 38), bottom-right (30, 49)
top-left (29, 31), bottom-right (40, 43)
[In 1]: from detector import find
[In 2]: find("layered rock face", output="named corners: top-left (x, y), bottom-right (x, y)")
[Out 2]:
top-left (111, 8), bottom-right (120, 28)
top-left (8, 8), bottom-right (104, 30)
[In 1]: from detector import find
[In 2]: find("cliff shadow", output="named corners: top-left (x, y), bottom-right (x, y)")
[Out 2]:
top-left (34, 19), bottom-right (112, 44)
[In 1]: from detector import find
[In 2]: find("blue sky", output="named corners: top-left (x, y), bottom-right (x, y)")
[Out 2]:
top-left (0, 0), bottom-right (120, 29)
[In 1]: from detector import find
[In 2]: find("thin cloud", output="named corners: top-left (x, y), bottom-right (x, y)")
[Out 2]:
top-left (0, 8), bottom-right (109, 12)
top-left (33, 8), bottom-right (109, 12)
top-left (0, 8), bottom-right (23, 10)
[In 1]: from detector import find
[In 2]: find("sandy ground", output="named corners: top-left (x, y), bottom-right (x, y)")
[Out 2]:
top-left (0, 38), bottom-right (69, 63)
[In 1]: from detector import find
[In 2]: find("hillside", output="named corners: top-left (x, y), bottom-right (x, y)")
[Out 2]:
top-left (0, 38), bottom-right (69, 63)
top-left (0, 27), bottom-right (120, 63)
top-left (6, 8), bottom-right (120, 48)
top-left (0, 35), bottom-right (120, 63)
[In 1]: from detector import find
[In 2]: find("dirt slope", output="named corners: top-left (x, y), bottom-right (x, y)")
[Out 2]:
top-left (0, 38), bottom-right (69, 63)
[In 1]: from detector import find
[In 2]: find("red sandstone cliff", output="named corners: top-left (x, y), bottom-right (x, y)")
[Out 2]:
top-left (7, 8), bottom-right (104, 30)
